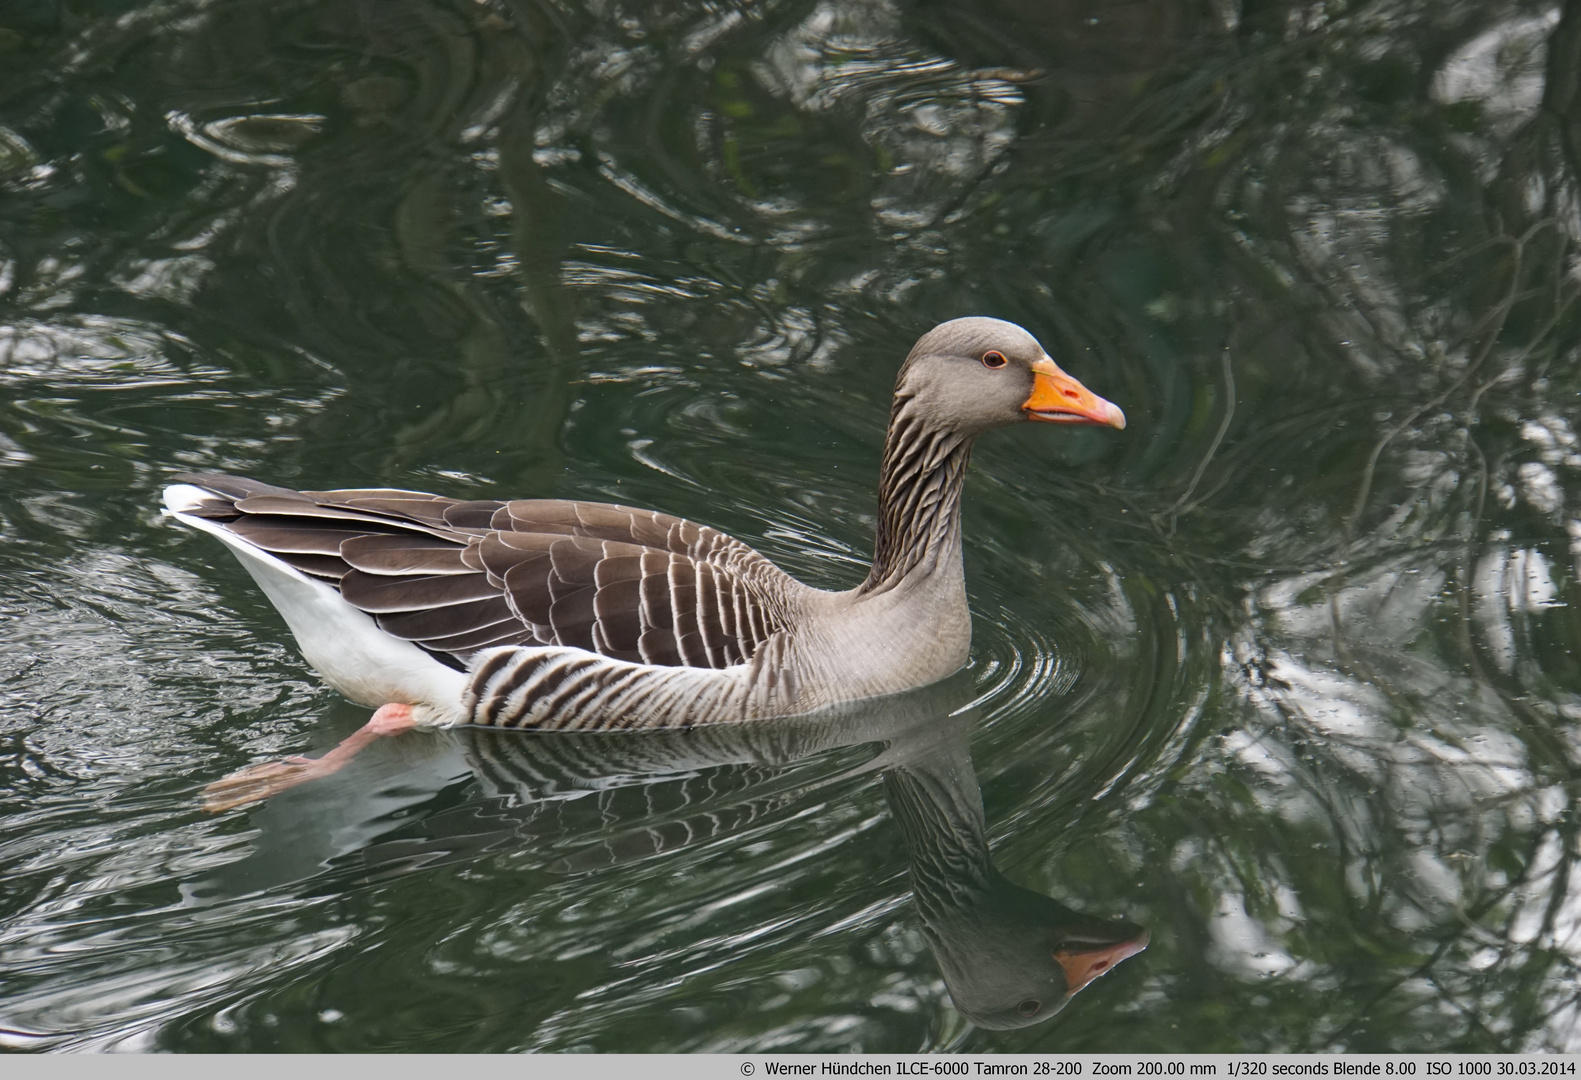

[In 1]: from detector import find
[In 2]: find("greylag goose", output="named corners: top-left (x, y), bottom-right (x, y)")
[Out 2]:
top-left (164, 317), bottom-right (1124, 807)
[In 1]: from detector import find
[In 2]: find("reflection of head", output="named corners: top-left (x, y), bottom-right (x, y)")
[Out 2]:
top-left (922, 868), bottom-right (1148, 1029)
top-left (883, 765), bottom-right (1147, 1029)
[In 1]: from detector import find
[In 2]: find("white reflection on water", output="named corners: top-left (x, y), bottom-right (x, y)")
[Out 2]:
top-left (1213, 532), bottom-right (1581, 1043)
top-left (1432, 8), bottom-right (1560, 138)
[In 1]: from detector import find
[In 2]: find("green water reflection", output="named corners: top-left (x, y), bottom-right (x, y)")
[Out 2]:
top-left (2, 0), bottom-right (1580, 1053)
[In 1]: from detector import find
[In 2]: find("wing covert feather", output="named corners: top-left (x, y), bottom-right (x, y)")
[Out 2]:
top-left (176, 475), bottom-right (792, 669)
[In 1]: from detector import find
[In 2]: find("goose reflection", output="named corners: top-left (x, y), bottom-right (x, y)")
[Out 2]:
top-left (880, 728), bottom-right (1147, 1028)
top-left (195, 676), bottom-right (1147, 1028)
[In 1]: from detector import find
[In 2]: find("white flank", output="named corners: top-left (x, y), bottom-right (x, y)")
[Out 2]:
top-left (161, 484), bottom-right (468, 726)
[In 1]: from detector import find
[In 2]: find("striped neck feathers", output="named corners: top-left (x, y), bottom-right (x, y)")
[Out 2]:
top-left (861, 393), bottom-right (974, 595)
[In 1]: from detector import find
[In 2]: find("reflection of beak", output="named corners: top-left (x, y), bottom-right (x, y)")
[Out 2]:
top-left (1054, 928), bottom-right (1150, 994)
top-left (1024, 356), bottom-right (1126, 430)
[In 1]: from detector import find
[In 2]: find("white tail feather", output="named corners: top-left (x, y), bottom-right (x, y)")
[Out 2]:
top-left (161, 484), bottom-right (467, 725)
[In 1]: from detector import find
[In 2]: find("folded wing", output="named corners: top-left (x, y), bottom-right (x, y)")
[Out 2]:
top-left (173, 473), bottom-right (790, 670)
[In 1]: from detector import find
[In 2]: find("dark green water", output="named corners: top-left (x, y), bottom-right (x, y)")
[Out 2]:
top-left (3, 0), bottom-right (1581, 1053)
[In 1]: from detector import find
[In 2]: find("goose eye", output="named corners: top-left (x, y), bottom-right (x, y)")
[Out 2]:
top-left (1018, 998), bottom-right (1041, 1017)
top-left (982, 351), bottom-right (1008, 369)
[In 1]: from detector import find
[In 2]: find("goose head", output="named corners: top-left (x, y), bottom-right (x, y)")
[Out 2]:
top-left (896, 317), bottom-right (1126, 434)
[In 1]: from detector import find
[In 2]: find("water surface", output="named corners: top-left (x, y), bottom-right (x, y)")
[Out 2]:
top-left (2, 0), bottom-right (1581, 1053)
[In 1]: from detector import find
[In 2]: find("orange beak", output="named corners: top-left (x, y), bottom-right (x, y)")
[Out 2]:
top-left (1054, 930), bottom-right (1150, 994)
top-left (1024, 356), bottom-right (1126, 430)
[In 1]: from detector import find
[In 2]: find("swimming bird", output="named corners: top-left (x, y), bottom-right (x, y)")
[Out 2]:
top-left (164, 317), bottom-right (1124, 808)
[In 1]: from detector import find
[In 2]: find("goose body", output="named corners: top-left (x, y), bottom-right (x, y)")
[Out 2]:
top-left (164, 318), bottom-right (1124, 739)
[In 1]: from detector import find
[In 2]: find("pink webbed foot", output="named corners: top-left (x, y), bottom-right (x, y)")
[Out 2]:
top-left (202, 703), bottom-right (418, 813)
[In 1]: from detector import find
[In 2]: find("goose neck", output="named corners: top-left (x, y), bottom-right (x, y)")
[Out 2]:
top-left (861, 398), bottom-right (974, 595)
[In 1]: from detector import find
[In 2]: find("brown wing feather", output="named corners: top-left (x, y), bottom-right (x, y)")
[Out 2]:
top-left (376, 596), bottom-right (519, 642)
top-left (338, 570), bottom-right (504, 613)
top-left (174, 474), bottom-right (792, 669)
top-left (340, 534), bottom-right (473, 576)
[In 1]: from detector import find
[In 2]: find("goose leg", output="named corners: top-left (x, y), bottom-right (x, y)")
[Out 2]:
top-left (202, 703), bottom-right (417, 813)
